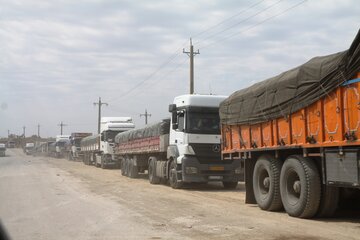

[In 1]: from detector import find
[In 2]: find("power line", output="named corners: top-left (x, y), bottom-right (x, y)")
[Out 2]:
top-left (199, 0), bottom-right (308, 50)
top-left (192, 0), bottom-right (266, 39)
top-left (109, 2), bottom-right (270, 101)
top-left (194, 0), bottom-right (284, 46)
top-left (106, 41), bottom-right (189, 103)
top-left (104, 0), bottom-right (306, 102)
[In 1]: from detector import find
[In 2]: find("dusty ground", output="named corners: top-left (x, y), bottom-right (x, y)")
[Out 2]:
top-left (0, 149), bottom-right (359, 240)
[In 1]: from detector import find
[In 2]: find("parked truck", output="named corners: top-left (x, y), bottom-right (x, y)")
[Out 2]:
top-left (0, 143), bottom-right (6, 157)
top-left (114, 94), bottom-right (243, 189)
top-left (24, 143), bottom-right (35, 155)
top-left (220, 30), bottom-right (360, 218)
top-left (80, 117), bottom-right (135, 168)
top-left (64, 132), bottom-right (92, 160)
top-left (7, 141), bottom-right (15, 148)
top-left (48, 135), bottom-right (71, 158)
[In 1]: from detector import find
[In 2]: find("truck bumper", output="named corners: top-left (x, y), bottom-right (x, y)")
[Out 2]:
top-left (103, 156), bottom-right (120, 168)
top-left (181, 156), bottom-right (243, 183)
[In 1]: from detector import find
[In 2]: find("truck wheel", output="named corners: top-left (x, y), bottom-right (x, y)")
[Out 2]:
top-left (125, 158), bottom-right (130, 177)
top-left (148, 158), bottom-right (160, 184)
top-left (253, 155), bottom-right (283, 211)
top-left (317, 185), bottom-right (339, 218)
top-left (121, 160), bottom-right (126, 176)
top-left (101, 156), bottom-right (105, 169)
top-left (128, 159), bottom-right (138, 178)
top-left (169, 161), bottom-right (183, 189)
top-left (90, 154), bottom-right (93, 165)
top-left (222, 181), bottom-right (238, 189)
top-left (280, 155), bottom-right (321, 218)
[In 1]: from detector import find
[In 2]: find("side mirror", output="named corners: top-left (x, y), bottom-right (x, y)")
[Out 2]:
top-left (171, 111), bottom-right (177, 126)
top-left (168, 104), bottom-right (176, 112)
top-left (172, 123), bottom-right (178, 130)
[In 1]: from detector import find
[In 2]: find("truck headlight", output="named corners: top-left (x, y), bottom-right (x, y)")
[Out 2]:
top-left (185, 167), bottom-right (198, 174)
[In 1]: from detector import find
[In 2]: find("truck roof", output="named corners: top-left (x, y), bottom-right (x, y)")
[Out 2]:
top-left (56, 135), bottom-right (71, 142)
top-left (101, 117), bottom-right (133, 123)
top-left (71, 132), bottom-right (92, 138)
top-left (26, 143), bottom-right (34, 147)
top-left (101, 117), bottom-right (135, 132)
top-left (174, 94), bottom-right (227, 108)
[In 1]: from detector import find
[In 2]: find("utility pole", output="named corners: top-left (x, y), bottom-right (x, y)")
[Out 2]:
top-left (58, 121), bottom-right (67, 135)
top-left (140, 109), bottom-right (151, 125)
top-left (93, 97), bottom-right (108, 134)
top-left (183, 38), bottom-right (200, 94)
top-left (7, 130), bottom-right (10, 138)
top-left (23, 126), bottom-right (26, 138)
top-left (37, 124), bottom-right (40, 138)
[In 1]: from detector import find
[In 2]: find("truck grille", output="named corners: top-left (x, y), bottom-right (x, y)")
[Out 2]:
top-left (189, 143), bottom-right (221, 163)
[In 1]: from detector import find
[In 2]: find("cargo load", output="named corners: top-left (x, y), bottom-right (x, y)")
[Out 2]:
top-left (220, 30), bottom-right (360, 125)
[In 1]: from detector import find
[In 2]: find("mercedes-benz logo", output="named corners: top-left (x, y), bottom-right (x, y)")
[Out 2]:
top-left (212, 144), bottom-right (220, 152)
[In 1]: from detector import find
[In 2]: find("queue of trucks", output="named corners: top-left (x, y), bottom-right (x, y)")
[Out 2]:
top-left (7, 30), bottom-right (360, 219)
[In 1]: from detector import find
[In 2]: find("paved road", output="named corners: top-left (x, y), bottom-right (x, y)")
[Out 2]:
top-left (0, 149), bottom-right (359, 240)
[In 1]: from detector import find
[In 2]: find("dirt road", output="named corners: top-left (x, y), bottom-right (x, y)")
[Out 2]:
top-left (0, 149), bottom-right (359, 240)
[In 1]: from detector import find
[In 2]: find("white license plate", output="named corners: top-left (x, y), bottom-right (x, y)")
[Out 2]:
top-left (209, 176), bottom-right (223, 180)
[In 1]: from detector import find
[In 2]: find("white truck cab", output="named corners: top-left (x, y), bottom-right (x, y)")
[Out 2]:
top-left (98, 117), bottom-right (135, 167)
top-left (168, 94), bottom-right (242, 188)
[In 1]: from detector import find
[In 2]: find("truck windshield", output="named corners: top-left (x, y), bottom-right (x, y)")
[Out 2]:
top-left (186, 112), bottom-right (220, 135)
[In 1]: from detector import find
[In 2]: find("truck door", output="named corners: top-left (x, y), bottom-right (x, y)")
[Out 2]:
top-left (174, 111), bottom-right (186, 145)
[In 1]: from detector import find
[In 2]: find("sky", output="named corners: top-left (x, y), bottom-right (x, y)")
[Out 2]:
top-left (0, 0), bottom-right (359, 138)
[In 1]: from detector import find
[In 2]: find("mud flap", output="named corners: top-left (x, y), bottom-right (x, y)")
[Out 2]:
top-left (245, 158), bottom-right (256, 204)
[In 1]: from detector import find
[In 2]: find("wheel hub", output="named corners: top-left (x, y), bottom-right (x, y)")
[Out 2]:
top-left (263, 177), bottom-right (270, 189)
top-left (293, 180), bottom-right (301, 194)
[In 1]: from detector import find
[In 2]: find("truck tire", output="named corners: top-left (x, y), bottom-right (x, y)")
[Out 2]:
top-left (121, 160), bottom-right (126, 176)
top-left (317, 185), bottom-right (339, 218)
top-left (280, 155), bottom-right (321, 218)
top-left (83, 154), bottom-right (88, 165)
top-left (101, 156), bottom-right (105, 169)
top-left (90, 154), bottom-right (94, 166)
top-left (222, 181), bottom-right (238, 189)
top-left (253, 155), bottom-right (283, 211)
top-left (169, 161), bottom-right (183, 189)
top-left (125, 158), bottom-right (130, 177)
top-left (128, 159), bottom-right (138, 178)
top-left (148, 158), bottom-right (160, 184)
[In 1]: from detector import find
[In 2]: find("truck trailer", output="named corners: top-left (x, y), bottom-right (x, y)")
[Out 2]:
top-left (114, 94), bottom-right (243, 189)
top-left (80, 117), bottom-right (135, 168)
top-left (220, 30), bottom-right (360, 218)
